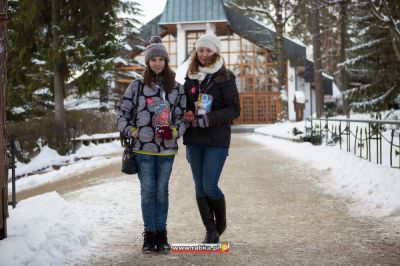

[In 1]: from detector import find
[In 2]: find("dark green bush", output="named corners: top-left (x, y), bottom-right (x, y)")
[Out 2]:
top-left (7, 109), bottom-right (118, 162)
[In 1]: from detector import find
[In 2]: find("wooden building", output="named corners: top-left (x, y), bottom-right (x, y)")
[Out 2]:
top-left (118, 0), bottom-right (313, 123)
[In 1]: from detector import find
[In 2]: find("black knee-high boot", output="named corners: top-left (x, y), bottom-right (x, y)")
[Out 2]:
top-left (208, 196), bottom-right (226, 235)
top-left (155, 229), bottom-right (171, 254)
top-left (196, 197), bottom-right (219, 243)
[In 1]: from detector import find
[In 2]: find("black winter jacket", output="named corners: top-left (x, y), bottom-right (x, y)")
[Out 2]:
top-left (183, 66), bottom-right (241, 147)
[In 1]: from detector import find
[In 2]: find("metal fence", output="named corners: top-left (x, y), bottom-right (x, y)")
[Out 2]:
top-left (305, 117), bottom-right (400, 169)
top-left (6, 135), bottom-right (20, 208)
top-left (5, 126), bottom-right (120, 213)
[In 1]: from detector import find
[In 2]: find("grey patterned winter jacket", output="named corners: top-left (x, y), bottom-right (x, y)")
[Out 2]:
top-left (117, 79), bottom-right (187, 154)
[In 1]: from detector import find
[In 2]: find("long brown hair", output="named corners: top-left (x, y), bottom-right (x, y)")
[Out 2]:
top-left (187, 50), bottom-right (221, 75)
top-left (143, 61), bottom-right (176, 93)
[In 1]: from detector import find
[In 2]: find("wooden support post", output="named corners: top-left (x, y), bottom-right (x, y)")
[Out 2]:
top-left (0, 0), bottom-right (8, 240)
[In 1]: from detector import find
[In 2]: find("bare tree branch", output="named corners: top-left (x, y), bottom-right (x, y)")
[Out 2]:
top-left (228, 1), bottom-right (277, 26)
top-left (369, 0), bottom-right (400, 62)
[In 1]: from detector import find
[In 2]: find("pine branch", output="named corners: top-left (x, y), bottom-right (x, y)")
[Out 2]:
top-left (349, 85), bottom-right (395, 109)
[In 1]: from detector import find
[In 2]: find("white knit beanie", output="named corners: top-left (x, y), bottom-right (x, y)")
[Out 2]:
top-left (195, 34), bottom-right (221, 54)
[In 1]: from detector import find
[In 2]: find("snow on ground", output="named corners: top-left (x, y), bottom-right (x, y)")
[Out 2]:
top-left (1, 175), bottom-right (141, 266)
top-left (63, 175), bottom-right (141, 264)
top-left (247, 134), bottom-right (400, 218)
top-left (9, 140), bottom-right (123, 190)
top-left (250, 111), bottom-right (400, 218)
top-left (64, 90), bottom-right (114, 110)
top-left (1, 112), bottom-right (399, 265)
top-left (0, 192), bottom-right (94, 266)
top-left (255, 120), bottom-right (305, 140)
top-left (10, 155), bottom-right (121, 193)
top-left (8, 139), bottom-right (123, 202)
top-left (256, 111), bottom-right (400, 167)
top-left (2, 138), bottom-right (138, 266)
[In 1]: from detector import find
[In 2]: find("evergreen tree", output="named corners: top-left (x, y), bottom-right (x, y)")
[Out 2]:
top-left (369, 0), bottom-right (400, 63)
top-left (7, 0), bottom-right (53, 120)
top-left (7, 0), bottom-right (141, 120)
top-left (343, 0), bottom-right (400, 111)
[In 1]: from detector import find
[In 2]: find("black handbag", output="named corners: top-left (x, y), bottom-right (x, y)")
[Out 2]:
top-left (121, 140), bottom-right (137, 174)
top-left (120, 81), bottom-right (142, 175)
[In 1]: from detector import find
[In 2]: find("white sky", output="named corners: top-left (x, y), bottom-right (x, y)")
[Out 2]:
top-left (135, 0), bottom-right (167, 24)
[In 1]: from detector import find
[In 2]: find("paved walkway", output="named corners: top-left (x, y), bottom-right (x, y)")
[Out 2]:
top-left (20, 134), bottom-right (400, 265)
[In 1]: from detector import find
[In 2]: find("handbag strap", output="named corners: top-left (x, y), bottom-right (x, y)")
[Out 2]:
top-left (132, 81), bottom-right (143, 126)
top-left (128, 81), bottom-right (143, 148)
top-left (169, 86), bottom-right (182, 124)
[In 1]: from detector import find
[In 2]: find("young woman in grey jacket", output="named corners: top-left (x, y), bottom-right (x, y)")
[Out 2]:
top-left (117, 36), bottom-right (186, 254)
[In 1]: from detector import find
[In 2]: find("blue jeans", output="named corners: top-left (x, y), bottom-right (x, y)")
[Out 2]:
top-left (135, 154), bottom-right (175, 231)
top-left (186, 144), bottom-right (228, 200)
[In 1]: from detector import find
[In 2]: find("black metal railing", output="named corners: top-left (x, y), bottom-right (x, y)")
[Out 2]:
top-left (305, 117), bottom-right (400, 169)
top-left (6, 135), bottom-right (20, 208)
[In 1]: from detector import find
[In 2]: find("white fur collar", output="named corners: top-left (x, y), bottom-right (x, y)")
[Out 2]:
top-left (188, 57), bottom-right (224, 82)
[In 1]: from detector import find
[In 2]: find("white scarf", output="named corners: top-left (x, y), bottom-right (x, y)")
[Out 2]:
top-left (188, 57), bottom-right (224, 82)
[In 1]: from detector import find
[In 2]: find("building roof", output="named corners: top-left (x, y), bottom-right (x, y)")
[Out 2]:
top-left (125, 15), bottom-right (165, 53)
top-left (135, 1), bottom-right (306, 66)
top-left (159, 0), bottom-right (227, 24)
top-left (304, 60), bottom-right (338, 95)
top-left (223, 6), bottom-right (306, 66)
top-left (140, 15), bottom-right (166, 42)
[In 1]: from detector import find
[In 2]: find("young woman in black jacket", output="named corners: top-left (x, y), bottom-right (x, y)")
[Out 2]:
top-left (183, 34), bottom-right (240, 243)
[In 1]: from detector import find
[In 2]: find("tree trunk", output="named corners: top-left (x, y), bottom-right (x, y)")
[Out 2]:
top-left (275, 7), bottom-right (288, 120)
top-left (0, 0), bottom-right (8, 240)
top-left (389, 28), bottom-right (400, 63)
top-left (99, 84), bottom-right (109, 109)
top-left (338, 0), bottom-right (350, 115)
top-left (312, 5), bottom-right (324, 118)
top-left (276, 24), bottom-right (286, 91)
top-left (52, 0), bottom-right (66, 154)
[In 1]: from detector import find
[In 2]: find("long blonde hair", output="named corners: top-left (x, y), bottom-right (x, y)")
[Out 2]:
top-left (187, 50), bottom-right (221, 75)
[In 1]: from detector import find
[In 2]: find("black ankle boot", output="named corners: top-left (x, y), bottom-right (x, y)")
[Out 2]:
top-left (203, 230), bottom-right (220, 244)
top-left (142, 231), bottom-right (156, 253)
top-left (208, 196), bottom-right (226, 235)
top-left (156, 229), bottom-right (171, 254)
top-left (196, 197), bottom-right (219, 243)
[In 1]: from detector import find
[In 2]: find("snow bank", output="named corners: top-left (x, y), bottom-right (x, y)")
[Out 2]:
top-left (247, 134), bottom-right (400, 218)
top-left (0, 192), bottom-right (93, 265)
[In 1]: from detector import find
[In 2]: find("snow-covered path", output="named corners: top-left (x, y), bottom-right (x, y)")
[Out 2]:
top-left (63, 176), bottom-right (142, 265)
top-left (8, 134), bottom-right (400, 265)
